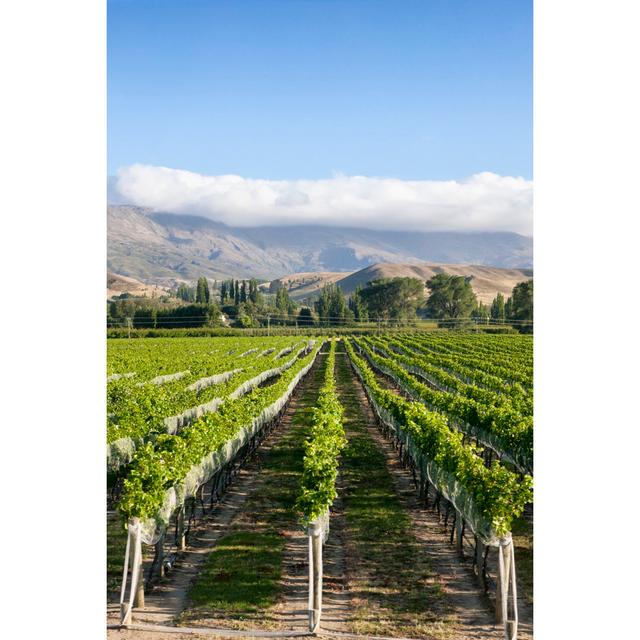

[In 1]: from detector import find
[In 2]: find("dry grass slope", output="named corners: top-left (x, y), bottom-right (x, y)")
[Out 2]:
top-left (272, 262), bottom-right (533, 305)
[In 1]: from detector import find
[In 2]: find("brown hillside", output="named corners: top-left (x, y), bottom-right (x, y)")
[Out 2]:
top-left (272, 262), bottom-right (532, 305)
top-left (107, 272), bottom-right (170, 300)
top-left (267, 271), bottom-right (354, 298)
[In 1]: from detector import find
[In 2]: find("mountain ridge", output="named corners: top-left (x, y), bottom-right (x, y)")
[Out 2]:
top-left (107, 205), bottom-right (533, 285)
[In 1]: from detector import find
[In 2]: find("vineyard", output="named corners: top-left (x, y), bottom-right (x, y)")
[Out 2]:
top-left (107, 333), bottom-right (533, 640)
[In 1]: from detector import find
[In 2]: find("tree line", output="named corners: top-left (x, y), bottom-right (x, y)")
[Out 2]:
top-left (108, 274), bottom-right (533, 332)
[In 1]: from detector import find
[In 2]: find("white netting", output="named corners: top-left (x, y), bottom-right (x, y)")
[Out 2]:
top-left (107, 437), bottom-right (136, 471)
top-left (238, 348), bottom-right (259, 357)
top-left (107, 372), bottom-right (136, 382)
top-left (146, 370), bottom-right (190, 386)
top-left (351, 346), bottom-right (521, 640)
top-left (108, 345), bottom-right (319, 469)
top-left (185, 368), bottom-right (242, 393)
top-left (165, 347), bottom-right (312, 435)
top-left (163, 397), bottom-right (225, 435)
top-left (274, 343), bottom-right (299, 359)
top-left (306, 510), bottom-right (330, 543)
top-left (229, 343), bottom-right (314, 400)
top-left (359, 346), bottom-right (531, 475)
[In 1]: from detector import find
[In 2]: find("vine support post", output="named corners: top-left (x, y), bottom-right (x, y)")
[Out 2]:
top-left (495, 536), bottom-right (518, 640)
top-left (307, 521), bottom-right (323, 633)
top-left (129, 517), bottom-right (145, 610)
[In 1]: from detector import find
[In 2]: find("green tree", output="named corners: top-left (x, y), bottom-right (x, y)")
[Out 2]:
top-left (275, 284), bottom-right (296, 320)
top-left (425, 274), bottom-right (477, 326)
top-left (472, 302), bottom-right (490, 325)
top-left (358, 277), bottom-right (424, 324)
top-left (176, 283), bottom-right (195, 302)
top-left (349, 285), bottom-right (369, 322)
top-left (132, 308), bottom-right (157, 328)
top-left (297, 307), bottom-right (316, 327)
top-left (315, 283), bottom-right (348, 326)
top-left (247, 278), bottom-right (262, 305)
top-left (220, 281), bottom-right (227, 304)
top-left (505, 296), bottom-right (513, 320)
top-left (156, 304), bottom-right (211, 328)
top-left (196, 277), bottom-right (210, 304)
top-left (510, 279), bottom-right (533, 332)
top-left (234, 280), bottom-right (241, 306)
top-left (490, 292), bottom-right (506, 322)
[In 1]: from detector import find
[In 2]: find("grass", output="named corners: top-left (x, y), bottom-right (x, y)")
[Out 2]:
top-left (107, 513), bottom-right (128, 594)
top-left (188, 531), bottom-right (285, 612)
top-left (334, 348), bottom-right (451, 638)
top-left (511, 514), bottom-right (534, 606)
top-left (179, 352), bottom-right (327, 627)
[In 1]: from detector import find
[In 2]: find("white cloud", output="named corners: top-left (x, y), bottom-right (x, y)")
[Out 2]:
top-left (112, 164), bottom-right (533, 235)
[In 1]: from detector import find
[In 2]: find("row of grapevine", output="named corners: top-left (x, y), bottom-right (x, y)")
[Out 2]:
top-left (411, 332), bottom-right (533, 363)
top-left (368, 335), bottom-right (532, 415)
top-left (345, 339), bottom-right (532, 538)
top-left (353, 338), bottom-right (533, 474)
top-left (296, 339), bottom-right (346, 525)
top-left (405, 333), bottom-right (533, 389)
top-left (345, 338), bottom-right (531, 638)
top-left (118, 340), bottom-right (321, 539)
top-left (107, 339), bottom-right (311, 469)
top-left (295, 340), bottom-right (345, 632)
top-left (107, 335), bottom-right (301, 380)
top-left (116, 339), bottom-right (323, 624)
top-left (389, 335), bottom-right (532, 403)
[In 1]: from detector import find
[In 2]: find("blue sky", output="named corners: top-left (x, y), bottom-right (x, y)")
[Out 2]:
top-left (108, 0), bottom-right (532, 182)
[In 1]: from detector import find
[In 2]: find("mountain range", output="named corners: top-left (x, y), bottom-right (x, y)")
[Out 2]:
top-left (107, 205), bottom-right (533, 286)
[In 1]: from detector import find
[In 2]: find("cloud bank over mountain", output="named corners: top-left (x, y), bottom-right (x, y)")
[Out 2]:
top-left (110, 164), bottom-right (533, 236)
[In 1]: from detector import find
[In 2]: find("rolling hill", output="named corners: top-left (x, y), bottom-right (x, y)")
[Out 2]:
top-left (269, 263), bottom-right (533, 306)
